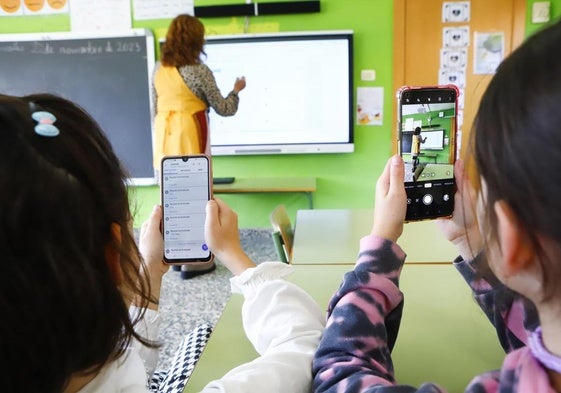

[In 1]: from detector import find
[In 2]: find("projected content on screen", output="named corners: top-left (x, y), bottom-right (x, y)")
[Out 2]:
top-left (202, 32), bottom-right (353, 155)
top-left (401, 130), bottom-right (445, 152)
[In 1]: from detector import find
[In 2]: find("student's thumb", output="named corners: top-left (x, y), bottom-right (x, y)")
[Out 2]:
top-left (389, 155), bottom-right (405, 194)
top-left (205, 199), bottom-right (219, 228)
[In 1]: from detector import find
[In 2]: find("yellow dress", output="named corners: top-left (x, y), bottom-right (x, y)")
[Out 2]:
top-left (152, 66), bottom-right (207, 169)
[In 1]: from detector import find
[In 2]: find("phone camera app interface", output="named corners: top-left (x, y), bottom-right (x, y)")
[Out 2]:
top-left (162, 157), bottom-right (210, 261)
top-left (400, 89), bottom-right (457, 219)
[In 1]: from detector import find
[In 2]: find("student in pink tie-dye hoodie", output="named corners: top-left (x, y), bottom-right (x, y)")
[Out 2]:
top-left (313, 18), bottom-right (561, 393)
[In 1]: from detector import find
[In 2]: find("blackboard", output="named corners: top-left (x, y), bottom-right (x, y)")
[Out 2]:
top-left (0, 30), bottom-right (156, 184)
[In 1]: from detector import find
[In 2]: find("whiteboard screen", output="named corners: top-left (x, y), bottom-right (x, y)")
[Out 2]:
top-left (202, 31), bottom-right (354, 155)
top-left (421, 129), bottom-right (445, 150)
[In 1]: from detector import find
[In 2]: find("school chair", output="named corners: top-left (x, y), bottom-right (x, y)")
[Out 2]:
top-left (269, 204), bottom-right (293, 263)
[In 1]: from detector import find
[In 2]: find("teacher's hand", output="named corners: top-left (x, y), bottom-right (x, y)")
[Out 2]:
top-left (234, 76), bottom-right (246, 93)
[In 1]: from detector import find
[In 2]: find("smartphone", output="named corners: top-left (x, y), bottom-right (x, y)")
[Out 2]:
top-left (160, 155), bottom-right (214, 264)
top-left (397, 85), bottom-right (459, 221)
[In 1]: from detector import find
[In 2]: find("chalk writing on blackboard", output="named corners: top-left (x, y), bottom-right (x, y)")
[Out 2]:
top-left (0, 30), bottom-right (156, 183)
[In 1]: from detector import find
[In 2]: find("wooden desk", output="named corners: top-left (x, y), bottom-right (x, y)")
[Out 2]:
top-left (212, 177), bottom-right (316, 208)
top-left (184, 264), bottom-right (504, 392)
top-left (291, 209), bottom-right (458, 264)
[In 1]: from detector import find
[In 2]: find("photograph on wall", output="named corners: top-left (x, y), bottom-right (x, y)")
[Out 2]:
top-left (474, 31), bottom-right (504, 74)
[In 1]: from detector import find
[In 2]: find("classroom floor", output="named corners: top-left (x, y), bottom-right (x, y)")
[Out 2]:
top-left (154, 228), bottom-right (277, 371)
top-left (404, 162), bottom-right (454, 182)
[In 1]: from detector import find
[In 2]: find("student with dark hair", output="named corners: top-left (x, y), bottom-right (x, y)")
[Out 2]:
top-left (313, 19), bottom-right (561, 393)
top-left (152, 13), bottom-right (246, 279)
top-left (0, 93), bottom-right (324, 393)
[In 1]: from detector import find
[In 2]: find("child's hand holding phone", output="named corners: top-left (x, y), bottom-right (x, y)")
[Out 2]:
top-left (205, 198), bottom-right (255, 276)
top-left (371, 155), bottom-right (407, 243)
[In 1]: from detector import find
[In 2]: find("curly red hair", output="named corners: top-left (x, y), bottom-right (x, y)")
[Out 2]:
top-left (161, 14), bottom-right (205, 67)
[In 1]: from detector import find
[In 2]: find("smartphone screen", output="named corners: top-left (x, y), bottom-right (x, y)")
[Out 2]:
top-left (161, 155), bottom-right (213, 264)
top-left (397, 85), bottom-right (458, 221)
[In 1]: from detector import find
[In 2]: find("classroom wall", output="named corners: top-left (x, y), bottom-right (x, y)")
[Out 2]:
top-left (134, 0), bottom-right (396, 228)
top-left (1, 0), bottom-right (560, 228)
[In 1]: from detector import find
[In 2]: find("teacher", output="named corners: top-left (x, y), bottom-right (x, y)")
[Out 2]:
top-left (151, 13), bottom-right (246, 170)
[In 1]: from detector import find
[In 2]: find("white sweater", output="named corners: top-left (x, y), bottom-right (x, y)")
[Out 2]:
top-left (79, 262), bottom-right (326, 393)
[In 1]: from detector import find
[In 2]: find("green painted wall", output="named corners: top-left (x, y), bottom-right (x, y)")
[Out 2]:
top-left (133, 0), bottom-right (396, 228)
top-left (2, 1), bottom-right (557, 228)
top-left (526, 0), bottom-right (561, 37)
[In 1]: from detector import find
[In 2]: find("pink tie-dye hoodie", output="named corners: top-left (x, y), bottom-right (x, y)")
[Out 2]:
top-left (312, 235), bottom-right (550, 393)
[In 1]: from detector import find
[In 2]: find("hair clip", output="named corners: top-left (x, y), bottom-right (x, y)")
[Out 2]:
top-left (31, 107), bottom-right (60, 137)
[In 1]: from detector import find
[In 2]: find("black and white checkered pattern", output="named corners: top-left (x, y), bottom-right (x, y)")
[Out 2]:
top-left (149, 322), bottom-right (213, 393)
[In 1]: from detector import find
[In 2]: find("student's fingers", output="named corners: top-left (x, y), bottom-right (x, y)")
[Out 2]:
top-left (140, 205), bottom-right (162, 240)
top-left (388, 155), bottom-right (405, 197)
top-left (375, 155), bottom-right (393, 197)
top-left (213, 197), bottom-right (239, 230)
top-left (205, 199), bottom-right (219, 227)
top-left (372, 155), bottom-right (406, 242)
top-left (205, 198), bottom-right (240, 252)
top-left (207, 198), bottom-right (254, 275)
top-left (147, 204), bottom-right (162, 232)
top-left (454, 159), bottom-right (465, 194)
top-left (138, 205), bottom-right (166, 274)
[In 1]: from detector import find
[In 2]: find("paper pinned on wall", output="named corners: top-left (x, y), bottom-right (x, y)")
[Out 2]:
top-left (71, 0), bottom-right (132, 31)
top-left (0, 2), bottom-right (23, 15)
top-left (133, 0), bottom-right (194, 20)
top-left (0, 0), bottom-right (69, 15)
top-left (474, 31), bottom-right (505, 74)
top-left (440, 48), bottom-right (467, 68)
top-left (24, 0), bottom-right (69, 14)
top-left (443, 26), bottom-right (470, 47)
top-left (442, 1), bottom-right (470, 23)
top-left (357, 87), bottom-right (384, 126)
top-left (438, 68), bottom-right (466, 88)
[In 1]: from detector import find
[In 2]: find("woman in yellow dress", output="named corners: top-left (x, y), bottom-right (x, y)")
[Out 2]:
top-left (152, 14), bottom-right (246, 170)
top-left (152, 14), bottom-right (246, 278)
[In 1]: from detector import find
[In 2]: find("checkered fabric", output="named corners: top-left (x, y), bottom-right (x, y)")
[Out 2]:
top-left (149, 322), bottom-right (213, 393)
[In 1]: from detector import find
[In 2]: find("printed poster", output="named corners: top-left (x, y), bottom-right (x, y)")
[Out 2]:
top-left (0, 0), bottom-right (69, 15)
top-left (474, 31), bottom-right (505, 74)
top-left (357, 87), bottom-right (384, 126)
top-left (70, 0), bottom-right (132, 31)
